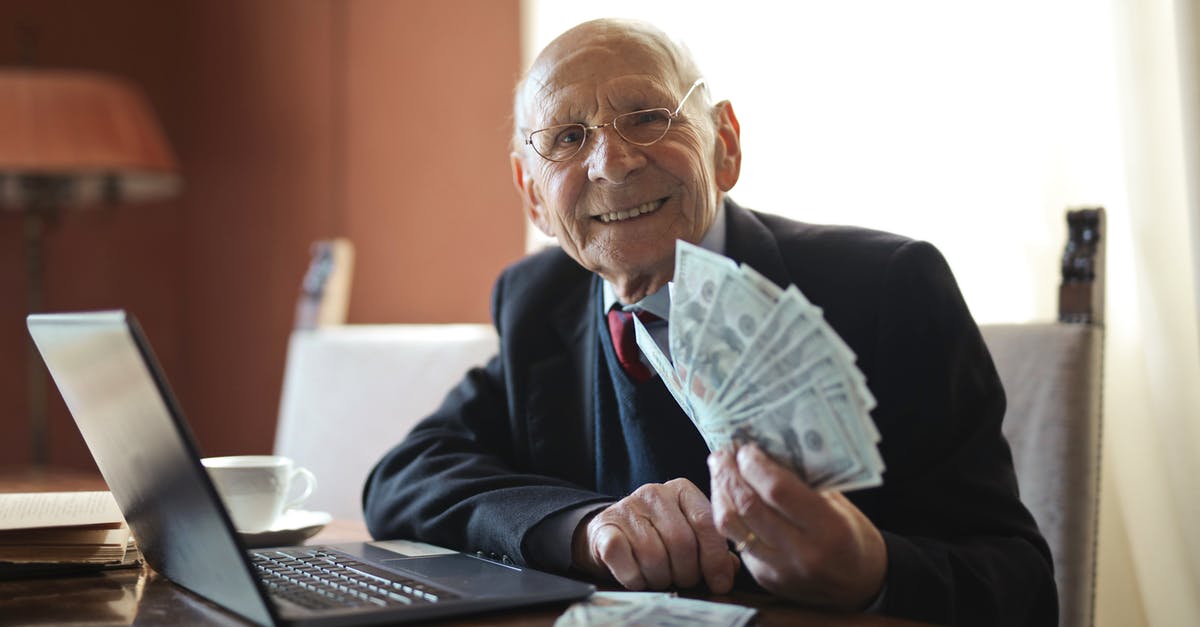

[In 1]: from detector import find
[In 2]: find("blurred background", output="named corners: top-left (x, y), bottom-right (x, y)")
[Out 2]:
top-left (1, 1), bottom-right (1197, 625)
top-left (0, 0), bottom-right (524, 467)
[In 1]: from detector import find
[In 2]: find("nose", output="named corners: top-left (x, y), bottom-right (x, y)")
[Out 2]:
top-left (585, 125), bottom-right (646, 184)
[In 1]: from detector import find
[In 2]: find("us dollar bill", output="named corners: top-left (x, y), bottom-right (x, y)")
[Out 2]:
top-left (726, 386), bottom-right (862, 487)
top-left (554, 592), bottom-right (756, 627)
top-left (670, 241), bottom-right (737, 391)
top-left (687, 273), bottom-right (776, 410)
top-left (650, 241), bottom-right (884, 491)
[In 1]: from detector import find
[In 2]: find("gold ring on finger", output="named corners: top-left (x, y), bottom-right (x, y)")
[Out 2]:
top-left (734, 531), bottom-right (758, 553)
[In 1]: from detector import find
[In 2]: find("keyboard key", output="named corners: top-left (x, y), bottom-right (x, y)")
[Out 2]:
top-left (250, 548), bottom-right (457, 610)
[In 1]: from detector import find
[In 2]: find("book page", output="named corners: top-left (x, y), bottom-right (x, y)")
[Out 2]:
top-left (0, 526), bottom-right (131, 546)
top-left (0, 492), bottom-right (125, 531)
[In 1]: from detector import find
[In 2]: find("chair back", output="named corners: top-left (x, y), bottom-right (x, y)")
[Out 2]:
top-left (294, 238), bottom-right (355, 330)
top-left (273, 324), bottom-right (498, 522)
top-left (979, 207), bottom-right (1104, 627)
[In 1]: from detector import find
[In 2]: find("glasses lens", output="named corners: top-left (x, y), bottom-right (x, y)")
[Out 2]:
top-left (531, 124), bottom-right (587, 161)
top-left (614, 109), bottom-right (672, 146)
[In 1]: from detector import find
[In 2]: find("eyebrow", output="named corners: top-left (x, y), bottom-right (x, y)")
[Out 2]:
top-left (538, 85), bottom-right (675, 127)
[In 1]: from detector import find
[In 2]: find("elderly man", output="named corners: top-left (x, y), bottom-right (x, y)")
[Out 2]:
top-left (364, 18), bottom-right (1056, 626)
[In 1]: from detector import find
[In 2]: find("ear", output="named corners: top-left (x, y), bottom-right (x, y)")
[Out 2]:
top-left (510, 151), bottom-right (554, 237)
top-left (712, 100), bottom-right (742, 192)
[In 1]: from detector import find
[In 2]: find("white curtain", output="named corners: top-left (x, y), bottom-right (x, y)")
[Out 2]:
top-left (522, 1), bottom-right (1200, 623)
top-left (1102, 0), bottom-right (1200, 625)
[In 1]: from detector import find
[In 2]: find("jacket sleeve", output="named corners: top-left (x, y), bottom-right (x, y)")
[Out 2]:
top-left (361, 267), bottom-right (609, 568)
top-left (865, 240), bottom-right (1058, 626)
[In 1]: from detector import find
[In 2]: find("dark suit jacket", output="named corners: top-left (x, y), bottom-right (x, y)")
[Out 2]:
top-left (363, 200), bottom-right (1058, 626)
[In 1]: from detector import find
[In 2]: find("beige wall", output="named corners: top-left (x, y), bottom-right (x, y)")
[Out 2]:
top-left (0, 0), bottom-right (523, 469)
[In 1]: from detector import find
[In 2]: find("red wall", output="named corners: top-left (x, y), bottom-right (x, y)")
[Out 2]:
top-left (0, 0), bottom-right (524, 470)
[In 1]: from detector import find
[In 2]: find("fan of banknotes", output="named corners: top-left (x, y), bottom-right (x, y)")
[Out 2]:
top-left (633, 241), bottom-right (884, 492)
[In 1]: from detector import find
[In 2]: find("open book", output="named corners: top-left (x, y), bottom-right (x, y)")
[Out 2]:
top-left (0, 491), bottom-right (139, 574)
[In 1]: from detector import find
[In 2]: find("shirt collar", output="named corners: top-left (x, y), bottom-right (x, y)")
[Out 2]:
top-left (602, 200), bottom-right (728, 319)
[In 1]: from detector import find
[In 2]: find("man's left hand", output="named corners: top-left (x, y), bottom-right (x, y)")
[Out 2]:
top-left (707, 444), bottom-right (887, 610)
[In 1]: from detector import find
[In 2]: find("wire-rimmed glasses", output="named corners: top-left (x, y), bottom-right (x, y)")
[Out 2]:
top-left (524, 78), bottom-right (706, 163)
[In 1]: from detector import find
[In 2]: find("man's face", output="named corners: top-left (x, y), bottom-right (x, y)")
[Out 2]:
top-left (511, 31), bottom-right (740, 302)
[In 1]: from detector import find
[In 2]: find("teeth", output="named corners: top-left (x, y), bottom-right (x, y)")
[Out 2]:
top-left (598, 200), bottom-right (660, 223)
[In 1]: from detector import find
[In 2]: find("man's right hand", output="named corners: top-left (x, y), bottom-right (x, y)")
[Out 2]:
top-left (571, 478), bottom-right (739, 593)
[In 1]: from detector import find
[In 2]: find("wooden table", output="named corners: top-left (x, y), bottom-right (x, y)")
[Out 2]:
top-left (0, 467), bottom-right (930, 626)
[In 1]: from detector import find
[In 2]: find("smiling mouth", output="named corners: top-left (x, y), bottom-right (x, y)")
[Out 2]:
top-left (594, 198), bottom-right (666, 224)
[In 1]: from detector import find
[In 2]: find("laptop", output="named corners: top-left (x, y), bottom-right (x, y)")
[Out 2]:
top-left (27, 310), bottom-right (595, 626)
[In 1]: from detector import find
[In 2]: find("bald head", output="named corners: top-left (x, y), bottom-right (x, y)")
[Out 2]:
top-left (513, 19), bottom-right (706, 146)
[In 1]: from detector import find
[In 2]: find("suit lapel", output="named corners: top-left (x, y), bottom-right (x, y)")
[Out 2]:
top-left (725, 199), bottom-right (790, 288)
top-left (526, 272), bottom-right (598, 488)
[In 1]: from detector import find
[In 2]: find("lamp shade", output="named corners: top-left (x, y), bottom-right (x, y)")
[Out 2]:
top-left (0, 69), bottom-right (181, 209)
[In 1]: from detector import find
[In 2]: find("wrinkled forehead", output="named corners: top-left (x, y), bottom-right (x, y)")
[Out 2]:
top-left (523, 74), bottom-right (678, 129)
top-left (515, 29), bottom-right (688, 129)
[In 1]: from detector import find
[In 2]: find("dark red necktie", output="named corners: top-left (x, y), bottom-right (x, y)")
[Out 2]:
top-left (606, 308), bottom-right (661, 384)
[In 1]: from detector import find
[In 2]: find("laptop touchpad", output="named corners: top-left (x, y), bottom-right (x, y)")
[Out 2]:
top-left (382, 554), bottom-right (555, 598)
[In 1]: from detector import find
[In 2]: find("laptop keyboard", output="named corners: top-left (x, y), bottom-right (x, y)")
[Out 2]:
top-left (251, 547), bottom-right (459, 611)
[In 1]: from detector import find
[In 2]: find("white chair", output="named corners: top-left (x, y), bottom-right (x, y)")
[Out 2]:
top-left (980, 207), bottom-right (1105, 627)
top-left (273, 324), bottom-right (498, 523)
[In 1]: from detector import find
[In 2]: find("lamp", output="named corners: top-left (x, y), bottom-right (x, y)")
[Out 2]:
top-left (0, 69), bottom-right (181, 466)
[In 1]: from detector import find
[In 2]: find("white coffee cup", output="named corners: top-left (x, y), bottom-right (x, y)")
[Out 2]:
top-left (202, 455), bottom-right (316, 532)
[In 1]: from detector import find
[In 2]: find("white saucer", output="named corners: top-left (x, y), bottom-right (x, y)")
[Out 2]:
top-left (239, 509), bottom-right (332, 549)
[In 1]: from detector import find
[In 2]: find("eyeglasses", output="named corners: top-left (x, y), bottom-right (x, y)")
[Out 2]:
top-left (524, 78), bottom-right (706, 163)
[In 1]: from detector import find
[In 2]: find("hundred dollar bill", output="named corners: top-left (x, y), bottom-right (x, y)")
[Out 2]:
top-left (720, 327), bottom-right (832, 417)
top-left (670, 241), bottom-right (736, 389)
top-left (789, 385), bottom-right (879, 490)
top-left (713, 287), bottom-right (819, 409)
top-left (724, 386), bottom-right (863, 487)
top-left (633, 596), bottom-right (757, 627)
top-left (553, 592), bottom-right (671, 627)
top-left (818, 379), bottom-right (882, 464)
top-left (717, 339), bottom-right (881, 487)
top-left (554, 592), bottom-right (755, 627)
top-left (761, 309), bottom-right (860, 388)
top-left (654, 240), bottom-right (885, 492)
top-left (687, 271), bottom-right (776, 410)
top-left (721, 313), bottom-right (873, 420)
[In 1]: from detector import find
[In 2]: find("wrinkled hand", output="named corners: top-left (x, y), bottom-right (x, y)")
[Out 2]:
top-left (572, 478), bottom-right (740, 593)
top-left (708, 444), bottom-right (887, 610)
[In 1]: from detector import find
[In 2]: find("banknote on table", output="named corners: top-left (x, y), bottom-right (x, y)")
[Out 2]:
top-left (554, 591), bottom-right (756, 627)
top-left (634, 241), bottom-right (884, 491)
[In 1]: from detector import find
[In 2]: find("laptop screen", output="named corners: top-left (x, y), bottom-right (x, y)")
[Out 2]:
top-left (28, 311), bottom-right (275, 626)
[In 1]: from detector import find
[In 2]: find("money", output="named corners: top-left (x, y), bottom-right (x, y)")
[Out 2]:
top-left (554, 592), bottom-right (756, 627)
top-left (687, 273), bottom-right (775, 409)
top-left (671, 241), bottom-right (737, 392)
top-left (636, 241), bottom-right (884, 492)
